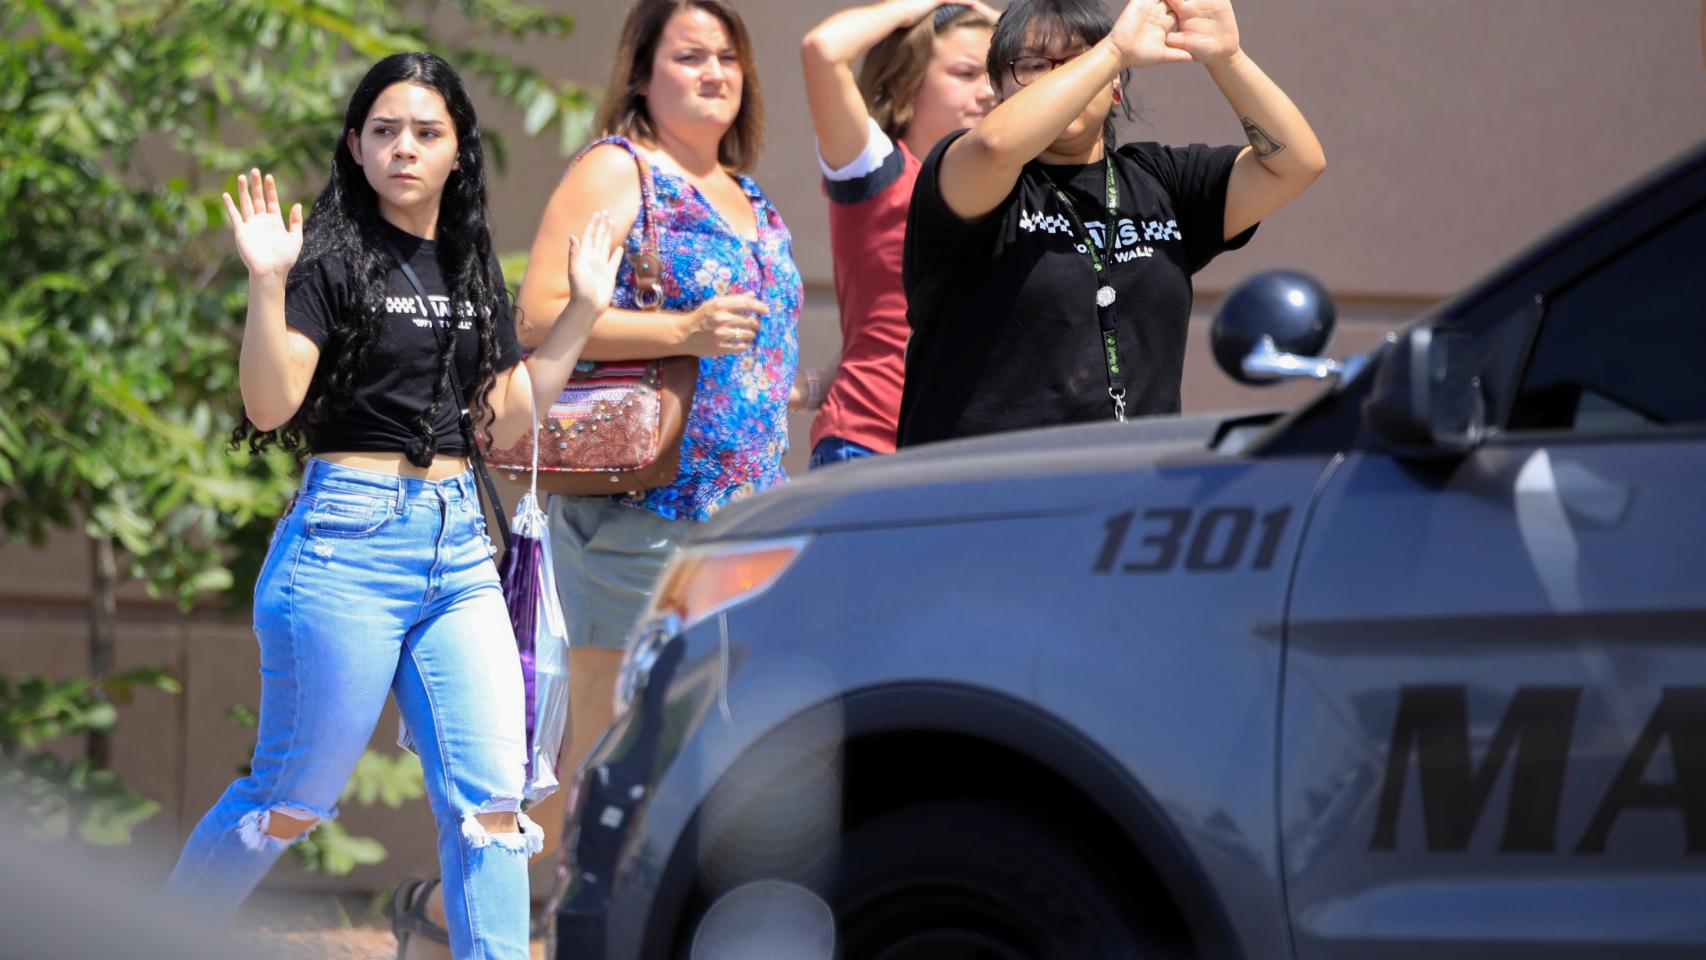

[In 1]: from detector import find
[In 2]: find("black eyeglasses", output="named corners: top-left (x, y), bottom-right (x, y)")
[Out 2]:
top-left (1008, 54), bottom-right (1079, 87)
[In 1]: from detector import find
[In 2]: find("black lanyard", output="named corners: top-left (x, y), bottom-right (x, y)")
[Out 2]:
top-left (1037, 156), bottom-right (1128, 422)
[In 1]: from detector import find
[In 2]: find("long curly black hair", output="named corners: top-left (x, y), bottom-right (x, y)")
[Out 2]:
top-left (232, 52), bottom-right (506, 467)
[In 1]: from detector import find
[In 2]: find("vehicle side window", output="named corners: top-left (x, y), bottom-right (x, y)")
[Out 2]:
top-left (1507, 204), bottom-right (1706, 432)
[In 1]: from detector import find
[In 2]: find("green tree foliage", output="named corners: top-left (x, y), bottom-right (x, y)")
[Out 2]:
top-left (289, 751), bottom-right (429, 877)
top-left (0, 668), bottom-right (183, 844)
top-left (0, 0), bottom-right (588, 610)
top-left (0, 0), bottom-right (587, 833)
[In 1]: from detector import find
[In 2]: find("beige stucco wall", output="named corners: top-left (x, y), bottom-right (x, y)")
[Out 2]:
top-left (488, 0), bottom-right (1706, 298)
top-left (2, 0), bottom-right (1702, 893)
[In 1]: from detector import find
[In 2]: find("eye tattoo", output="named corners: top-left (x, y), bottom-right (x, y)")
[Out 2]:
top-left (1241, 117), bottom-right (1287, 159)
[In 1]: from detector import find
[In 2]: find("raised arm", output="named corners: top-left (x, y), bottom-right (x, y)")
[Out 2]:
top-left (938, 0), bottom-right (1190, 220)
top-left (515, 143), bottom-right (765, 362)
top-left (802, 0), bottom-right (971, 168)
top-left (1163, 0), bottom-right (1325, 240)
top-left (228, 170), bottom-right (320, 432)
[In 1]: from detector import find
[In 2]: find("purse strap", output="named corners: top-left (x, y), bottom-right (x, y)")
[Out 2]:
top-left (583, 136), bottom-right (663, 312)
top-left (380, 235), bottom-right (514, 555)
top-left (527, 373), bottom-right (540, 505)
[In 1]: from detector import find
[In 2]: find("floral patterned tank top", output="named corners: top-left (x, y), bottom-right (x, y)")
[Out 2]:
top-left (585, 137), bottom-right (802, 521)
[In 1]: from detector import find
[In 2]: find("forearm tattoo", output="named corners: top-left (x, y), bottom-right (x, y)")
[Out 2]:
top-left (1241, 118), bottom-right (1287, 159)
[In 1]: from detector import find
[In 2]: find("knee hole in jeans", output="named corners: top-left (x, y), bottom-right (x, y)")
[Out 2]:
top-left (459, 799), bottom-right (544, 856)
top-left (474, 811), bottom-right (518, 834)
top-left (236, 802), bottom-right (335, 852)
top-left (264, 810), bottom-right (318, 841)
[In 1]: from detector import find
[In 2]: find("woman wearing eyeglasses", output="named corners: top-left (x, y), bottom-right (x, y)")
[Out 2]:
top-left (896, 0), bottom-right (1323, 446)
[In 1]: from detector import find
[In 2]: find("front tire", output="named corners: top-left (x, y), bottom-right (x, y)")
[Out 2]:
top-left (830, 800), bottom-right (1172, 960)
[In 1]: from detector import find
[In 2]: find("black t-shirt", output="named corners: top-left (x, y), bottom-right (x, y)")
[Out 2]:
top-left (284, 221), bottom-right (522, 458)
top-left (897, 130), bottom-right (1255, 447)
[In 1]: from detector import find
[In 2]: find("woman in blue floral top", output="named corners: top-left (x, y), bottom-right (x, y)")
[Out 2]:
top-left (607, 144), bottom-right (801, 520)
top-left (514, 0), bottom-right (803, 859)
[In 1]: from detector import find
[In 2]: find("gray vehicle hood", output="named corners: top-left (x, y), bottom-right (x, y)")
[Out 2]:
top-left (699, 410), bottom-right (1281, 541)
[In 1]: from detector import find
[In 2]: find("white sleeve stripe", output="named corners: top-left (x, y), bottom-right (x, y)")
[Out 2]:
top-left (817, 118), bottom-right (896, 182)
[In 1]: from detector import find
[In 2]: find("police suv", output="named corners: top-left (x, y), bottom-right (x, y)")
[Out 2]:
top-left (546, 141), bottom-right (1706, 960)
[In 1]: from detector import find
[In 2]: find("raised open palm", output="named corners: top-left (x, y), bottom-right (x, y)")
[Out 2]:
top-left (1109, 0), bottom-right (1193, 69)
top-left (567, 210), bottom-right (625, 312)
top-left (222, 168), bottom-right (303, 279)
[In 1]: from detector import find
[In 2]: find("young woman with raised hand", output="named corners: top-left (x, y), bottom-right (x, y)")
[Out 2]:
top-left (514, 0), bottom-right (801, 854)
top-left (798, 0), bottom-right (998, 466)
top-left (163, 52), bottom-right (621, 960)
top-left (897, 0), bottom-right (1325, 446)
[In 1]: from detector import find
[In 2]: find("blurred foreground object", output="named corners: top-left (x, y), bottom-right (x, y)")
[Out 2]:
top-left (0, 803), bottom-right (262, 959)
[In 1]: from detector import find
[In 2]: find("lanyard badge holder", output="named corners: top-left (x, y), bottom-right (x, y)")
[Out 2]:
top-left (1039, 157), bottom-right (1128, 423)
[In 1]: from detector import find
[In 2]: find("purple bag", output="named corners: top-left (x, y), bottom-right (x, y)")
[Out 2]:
top-left (497, 480), bottom-right (570, 805)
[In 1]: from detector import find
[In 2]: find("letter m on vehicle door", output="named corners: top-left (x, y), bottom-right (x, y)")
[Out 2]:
top-left (1371, 686), bottom-right (1581, 853)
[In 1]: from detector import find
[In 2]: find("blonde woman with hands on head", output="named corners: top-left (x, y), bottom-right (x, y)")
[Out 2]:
top-left (799, 0), bottom-right (998, 466)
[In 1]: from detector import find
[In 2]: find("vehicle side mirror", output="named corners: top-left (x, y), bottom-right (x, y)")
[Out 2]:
top-left (1362, 325), bottom-right (1488, 457)
top-left (1212, 270), bottom-right (1339, 385)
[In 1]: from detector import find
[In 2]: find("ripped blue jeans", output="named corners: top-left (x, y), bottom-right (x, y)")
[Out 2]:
top-left (166, 459), bottom-right (539, 959)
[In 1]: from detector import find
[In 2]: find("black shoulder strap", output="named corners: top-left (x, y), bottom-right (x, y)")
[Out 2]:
top-left (381, 236), bottom-right (513, 554)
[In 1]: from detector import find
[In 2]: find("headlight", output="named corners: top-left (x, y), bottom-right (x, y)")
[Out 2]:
top-left (614, 537), bottom-right (810, 716)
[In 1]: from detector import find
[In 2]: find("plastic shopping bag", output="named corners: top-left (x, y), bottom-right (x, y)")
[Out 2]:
top-left (499, 489), bottom-right (571, 804)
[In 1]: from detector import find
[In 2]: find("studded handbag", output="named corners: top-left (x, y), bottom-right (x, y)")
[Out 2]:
top-left (486, 142), bottom-right (696, 496)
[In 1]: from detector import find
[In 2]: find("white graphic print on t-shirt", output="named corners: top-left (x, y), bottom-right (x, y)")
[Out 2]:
top-left (1018, 210), bottom-right (1182, 263)
top-left (384, 293), bottom-right (475, 331)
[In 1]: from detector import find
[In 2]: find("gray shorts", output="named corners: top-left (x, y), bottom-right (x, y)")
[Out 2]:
top-left (547, 495), bottom-right (689, 650)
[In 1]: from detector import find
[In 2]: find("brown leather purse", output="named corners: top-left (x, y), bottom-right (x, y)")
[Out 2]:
top-left (487, 142), bottom-right (697, 496)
